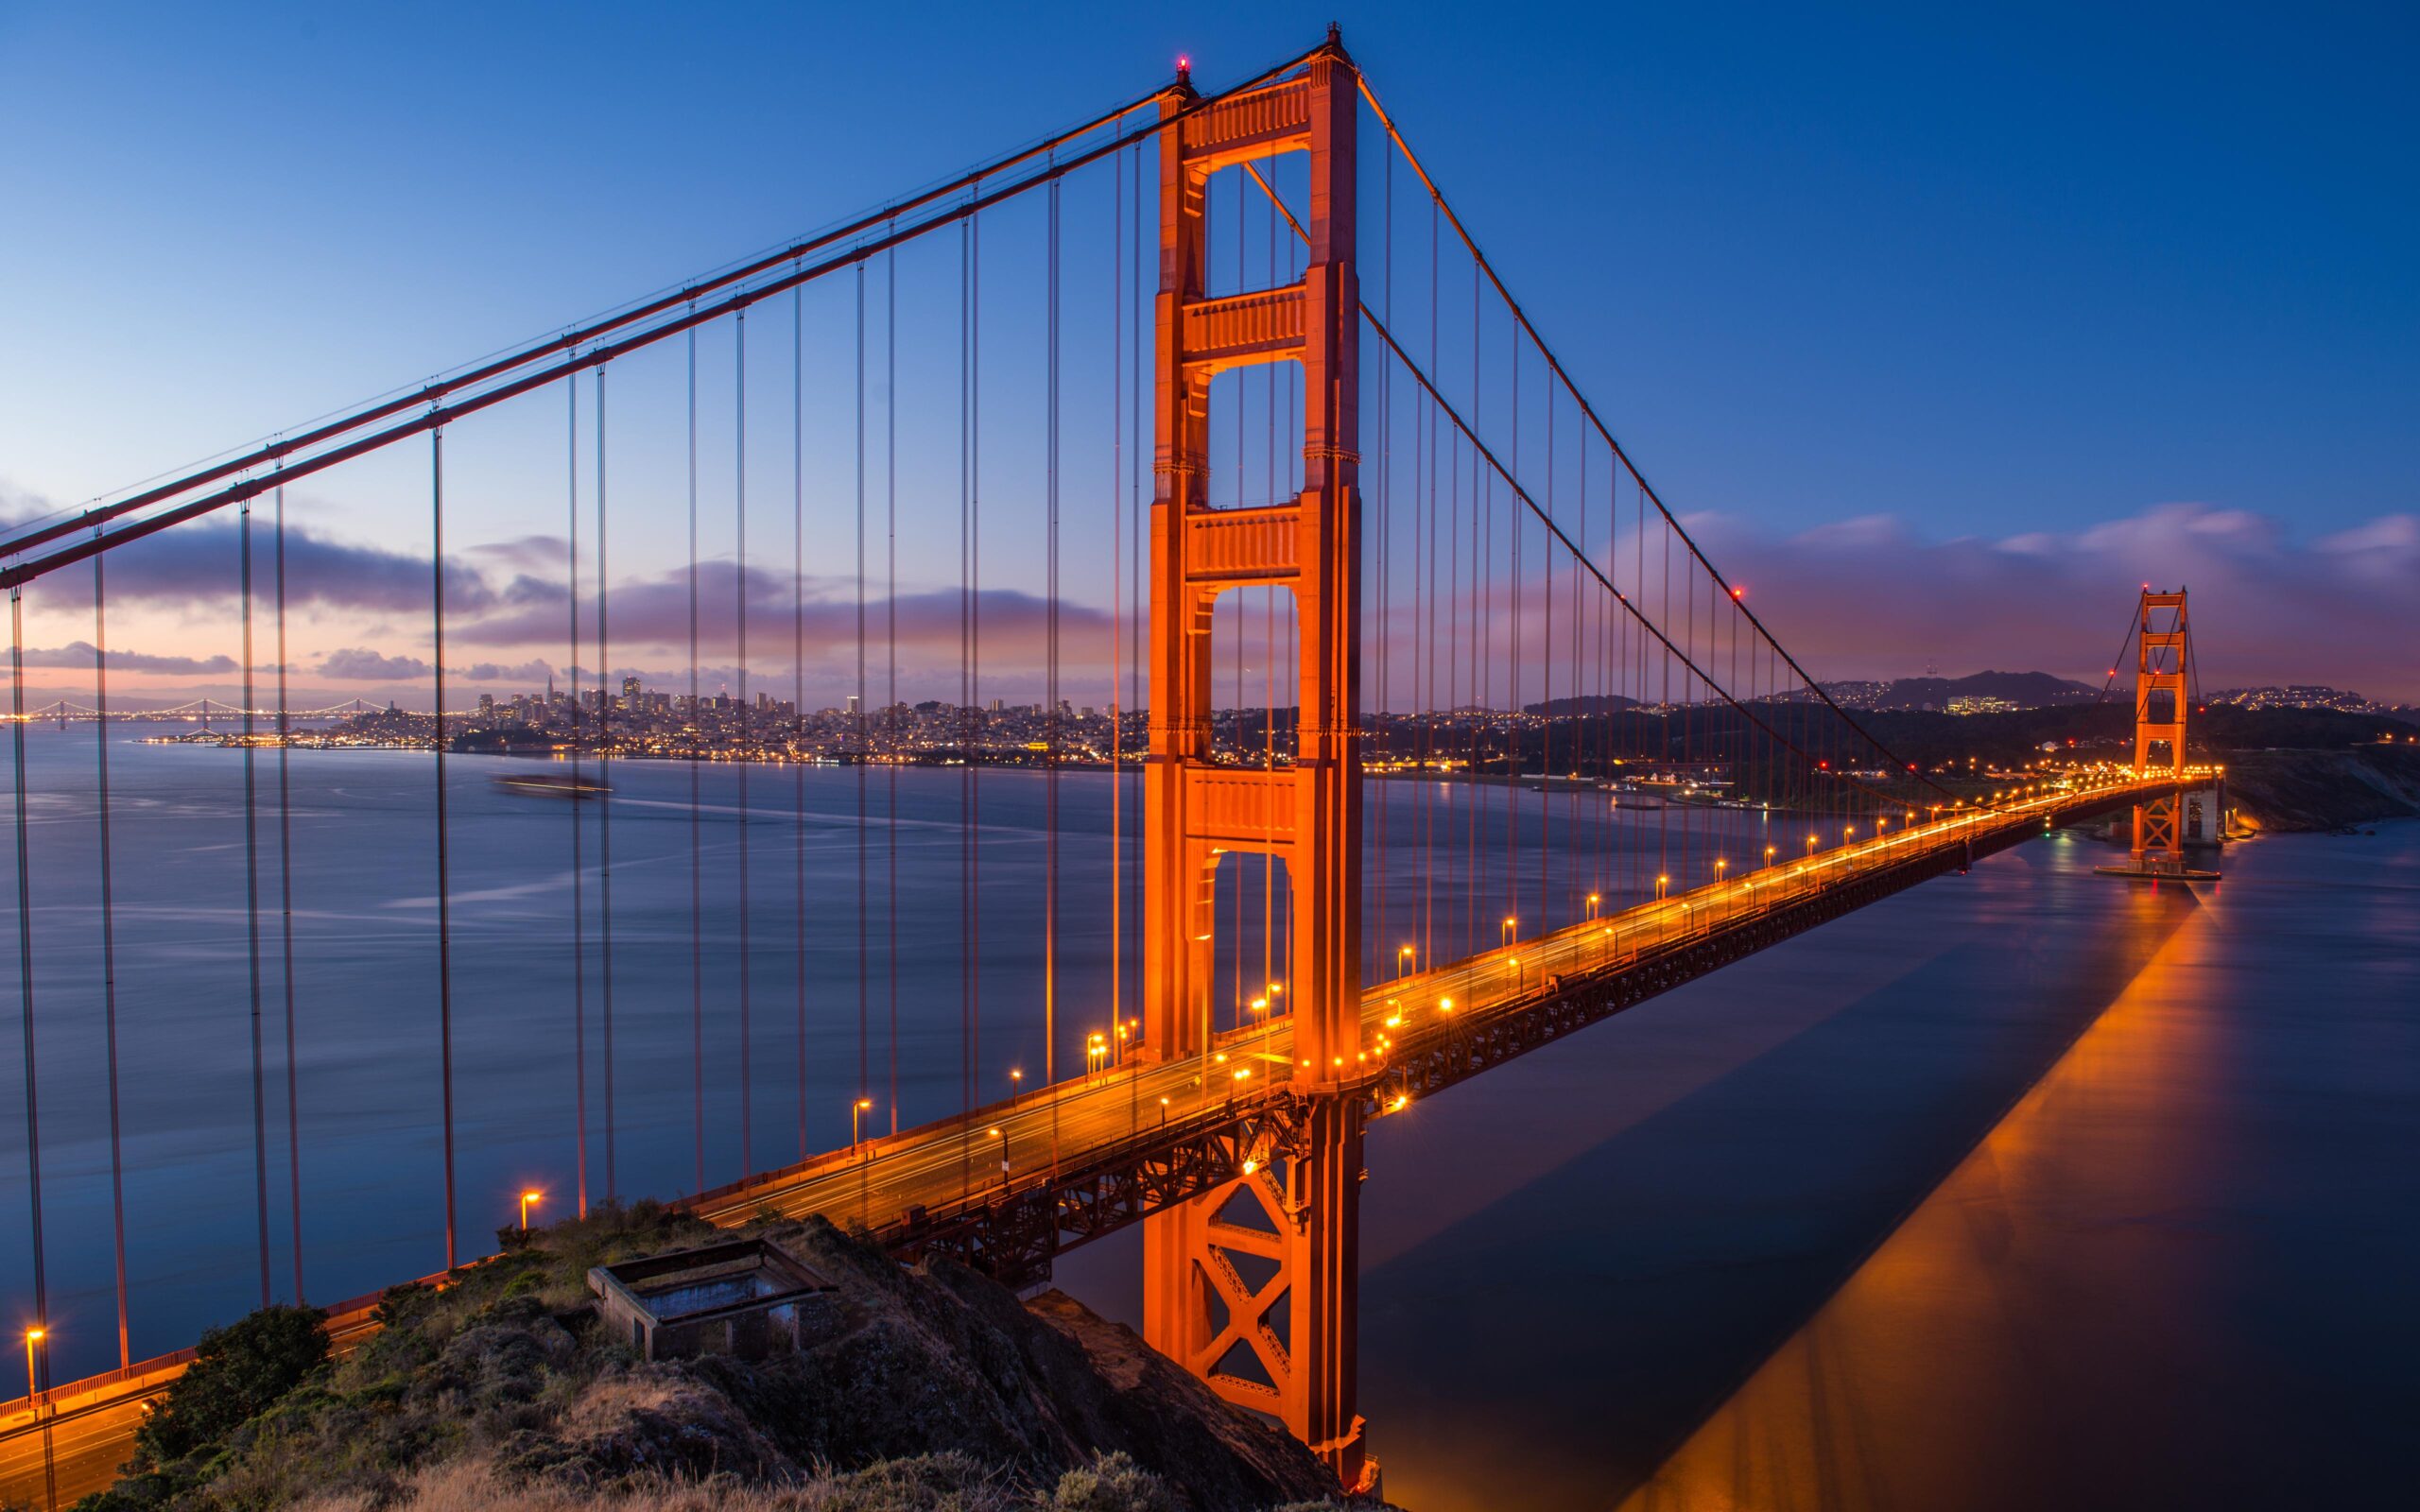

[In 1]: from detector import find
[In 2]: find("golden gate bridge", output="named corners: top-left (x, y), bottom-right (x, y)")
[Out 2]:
top-left (2, 29), bottom-right (2202, 1503)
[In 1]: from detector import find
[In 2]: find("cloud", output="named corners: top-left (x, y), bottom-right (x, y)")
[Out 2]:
top-left (20, 642), bottom-right (240, 676)
top-left (318, 647), bottom-right (431, 680)
top-left (1, 500), bottom-right (494, 614)
top-left (455, 659), bottom-right (557, 683)
top-left (452, 559), bottom-right (1115, 668)
top-left (1684, 502), bottom-right (2420, 701)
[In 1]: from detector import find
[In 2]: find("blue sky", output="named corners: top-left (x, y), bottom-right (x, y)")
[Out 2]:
top-left (2, 1), bottom-right (2412, 700)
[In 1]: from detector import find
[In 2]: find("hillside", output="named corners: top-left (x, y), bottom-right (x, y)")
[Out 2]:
top-left (1849, 670), bottom-right (2101, 710)
top-left (69, 1206), bottom-right (1376, 1512)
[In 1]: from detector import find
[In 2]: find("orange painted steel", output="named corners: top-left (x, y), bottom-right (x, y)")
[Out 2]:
top-left (2129, 589), bottom-right (2190, 868)
top-left (1138, 34), bottom-right (1370, 1487)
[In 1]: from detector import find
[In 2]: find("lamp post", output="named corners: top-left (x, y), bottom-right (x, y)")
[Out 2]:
top-left (1654, 874), bottom-right (1668, 902)
top-left (1585, 892), bottom-right (1599, 921)
top-left (1500, 916), bottom-right (1516, 949)
top-left (1397, 943), bottom-right (1414, 979)
top-left (1009, 1068), bottom-right (1023, 1107)
top-left (987, 1126), bottom-right (1008, 1189)
top-left (518, 1189), bottom-right (543, 1232)
top-left (1765, 843), bottom-right (1776, 868)
top-left (852, 1097), bottom-right (873, 1149)
top-left (25, 1324), bottom-right (51, 1512)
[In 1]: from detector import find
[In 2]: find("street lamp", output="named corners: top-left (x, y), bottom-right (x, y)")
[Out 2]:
top-left (1655, 874), bottom-right (1668, 901)
top-left (519, 1189), bottom-right (543, 1232)
top-left (1500, 916), bottom-right (1516, 948)
top-left (853, 1097), bottom-right (873, 1148)
top-left (24, 1322), bottom-right (52, 1512)
top-left (1397, 943), bottom-right (1414, 978)
top-left (1806, 833), bottom-right (1819, 858)
top-left (1086, 1034), bottom-right (1108, 1079)
top-left (1765, 844), bottom-right (1776, 866)
top-left (1009, 1068), bottom-right (1023, 1106)
top-left (987, 1126), bottom-right (1008, 1187)
top-left (1713, 858), bottom-right (1727, 882)
top-left (1585, 892), bottom-right (1600, 920)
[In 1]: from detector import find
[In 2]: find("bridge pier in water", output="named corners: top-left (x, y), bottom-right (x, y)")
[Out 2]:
top-left (1139, 37), bottom-right (1373, 1488)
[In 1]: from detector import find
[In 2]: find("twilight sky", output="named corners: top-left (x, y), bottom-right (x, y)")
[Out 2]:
top-left (1, 0), bottom-right (2412, 705)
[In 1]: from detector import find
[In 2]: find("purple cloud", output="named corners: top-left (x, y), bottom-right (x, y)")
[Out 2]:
top-left (1683, 503), bottom-right (2420, 701)
top-left (20, 642), bottom-right (239, 676)
top-left (317, 647), bottom-right (432, 680)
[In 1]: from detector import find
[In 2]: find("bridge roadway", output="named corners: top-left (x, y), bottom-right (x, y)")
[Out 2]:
top-left (3, 771), bottom-right (2188, 1504)
top-left (688, 773), bottom-right (2187, 1265)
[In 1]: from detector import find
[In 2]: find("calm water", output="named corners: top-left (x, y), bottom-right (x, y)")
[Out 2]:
top-left (1, 720), bottom-right (1765, 1373)
top-left (6, 728), bottom-right (2413, 1506)
top-left (1058, 819), bottom-right (2420, 1507)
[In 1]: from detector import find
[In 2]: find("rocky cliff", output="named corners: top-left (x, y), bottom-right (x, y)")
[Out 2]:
top-left (2221, 746), bottom-right (2420, 832)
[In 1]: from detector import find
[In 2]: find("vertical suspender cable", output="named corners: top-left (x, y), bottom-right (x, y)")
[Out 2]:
top-left (793, 284), bottom-right (808, 1163)
top-left (596, 370), bottom-right (617, 1205)
top-left (968, 209), bottom-right (982, 1122)
top-left (9, 588), bottom-right (43, 1386)
top-left (94, 557), bottom-right (131, 1362)
top-left (686, 325), bottom-right (704, 1194)
top-left (735, 311), bottom-right (752, 1178)
top-left (886, 243), bottom-right (899, 1136)
top-left (1131, 142), bottom-right (1145, 1034)
top-left (855, 266), bottom-right (870, 1117)
top-left (274, 486), bottom-right (302, 1297)
top-left (240, 496), bottom-right (271, 1305)
top-left (1110, 144), bottom-right (1124, 1095)
top-left (566, 378), bottom-right (588, 1216)
top-left (432, 429), bottom-right (458, 1271)
top-left (1046, 175), bottom-right (1062, 1155)
top-left (958, 217), bottom-right (974, 1139)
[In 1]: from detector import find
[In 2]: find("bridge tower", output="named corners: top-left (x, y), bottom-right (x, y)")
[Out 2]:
top-left (2130, 587), bottom-right (2190, 868)
top-left (1139, 34), bottom-right (1370, 1488)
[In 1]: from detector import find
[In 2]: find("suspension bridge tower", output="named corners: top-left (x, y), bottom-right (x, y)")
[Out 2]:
top-left (2129, 586), bottom-right (2194, 870)
top-left (1139, 31), bottom-right (1372, 1489)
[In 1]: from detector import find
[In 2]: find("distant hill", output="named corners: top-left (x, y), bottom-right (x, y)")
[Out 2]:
top-left (1521, 693), bottom-right (1642, 717)
top-left (1834, 670), bottom-right (2102, 712)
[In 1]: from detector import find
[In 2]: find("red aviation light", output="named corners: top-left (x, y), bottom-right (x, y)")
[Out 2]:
top-left (1730, 585), bottom-right (1744, 599)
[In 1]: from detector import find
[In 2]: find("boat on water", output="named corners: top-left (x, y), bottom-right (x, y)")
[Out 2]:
top-left (493, 773), bottom-right (611, 799)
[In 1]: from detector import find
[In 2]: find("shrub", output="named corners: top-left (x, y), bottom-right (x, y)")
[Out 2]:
top-left (133, 1303), bottom-right (329, 1469)
top-left (1048, 1452), bottom-right (1178, 1512)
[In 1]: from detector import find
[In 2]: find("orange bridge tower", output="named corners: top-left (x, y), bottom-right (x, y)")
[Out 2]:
top-left (2130, 587), bottom-right (2190, 869)
top-left (1139, 34), bottom-right (1371, 1488)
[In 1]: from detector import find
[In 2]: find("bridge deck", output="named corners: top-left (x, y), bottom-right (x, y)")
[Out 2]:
top-left (683, 776), bottom-right (2186, 1256)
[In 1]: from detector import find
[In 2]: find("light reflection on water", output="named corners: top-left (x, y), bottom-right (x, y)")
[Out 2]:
top-left (1330, 825), bottom-right (2413, 1510)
